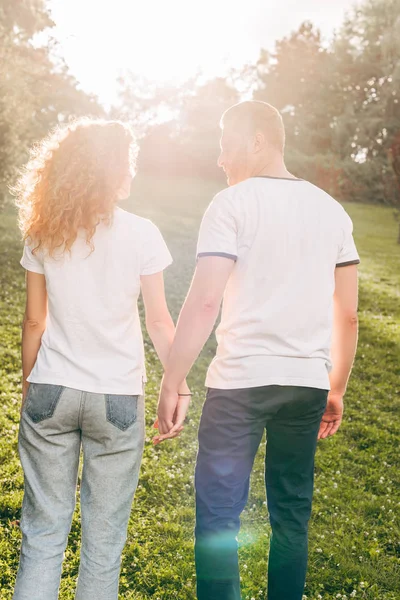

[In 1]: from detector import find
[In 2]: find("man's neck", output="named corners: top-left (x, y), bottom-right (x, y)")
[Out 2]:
top-left (251, 157), bottom-right (296, 180)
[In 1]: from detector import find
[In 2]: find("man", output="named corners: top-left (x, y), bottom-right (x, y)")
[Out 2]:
top-left (155, 101), bottom-right (359, 600)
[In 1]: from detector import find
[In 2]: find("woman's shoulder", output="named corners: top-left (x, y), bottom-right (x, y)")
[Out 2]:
top-left (114, 207), bottom-right (156, 233)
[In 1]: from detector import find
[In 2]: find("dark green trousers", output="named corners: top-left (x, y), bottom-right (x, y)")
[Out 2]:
top-left (195, 385), bottom-right (328, 600)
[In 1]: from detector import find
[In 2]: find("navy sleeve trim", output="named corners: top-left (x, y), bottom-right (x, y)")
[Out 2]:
top-left (197, 252), bottom-right (238, 262)
top-left (336, 259), bottom-right (360, 268)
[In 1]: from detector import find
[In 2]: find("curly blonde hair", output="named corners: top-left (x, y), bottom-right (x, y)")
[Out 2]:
top-left (13, 118), bottom-right (138, 256)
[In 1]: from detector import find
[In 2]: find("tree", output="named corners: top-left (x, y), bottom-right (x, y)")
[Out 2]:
top-left (252, 21), bottom-right (359, 197)
top-left (0, 0), bottom-right (101, 208)
top-left (115, 74), bottom-right (238, 179)
top-left (255, 23), bottom-right (334, 152)
top-left (333, 0), bottom-right (400, 227)
top-left (177, 77), bottom-right (239, 178)
top-left (0, 0), bottom-right (53, 40)
top-left (252, 5), bottom-right (400, 240)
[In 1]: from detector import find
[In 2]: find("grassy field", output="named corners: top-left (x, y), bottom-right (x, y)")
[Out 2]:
top-left (0, 175), bottom-right (399, 600)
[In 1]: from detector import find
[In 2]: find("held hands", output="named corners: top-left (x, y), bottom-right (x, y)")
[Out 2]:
top-left (154, 385), bottom-right (345, 443)
top-left (318, 391), bottom-right (344, 440)
top-left (153, 377), bottom-right (191, 445)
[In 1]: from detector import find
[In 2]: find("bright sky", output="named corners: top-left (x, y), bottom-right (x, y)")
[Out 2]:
top-left (48, 0), bottom-right (356, 106)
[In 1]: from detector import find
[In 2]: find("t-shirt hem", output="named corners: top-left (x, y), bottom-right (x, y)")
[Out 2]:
top-left (20, 257), bottom-right (44, 275)
top-left (197, 252), bottom-right (238, 261)
top-left (336, 258), bottom-right (360, 267)
top-left (204, 375), bottom-right (330, 391)
top-left (26, 375), bottom-right (145, 396)
top-left (140, 258), bottom-right (173, 275)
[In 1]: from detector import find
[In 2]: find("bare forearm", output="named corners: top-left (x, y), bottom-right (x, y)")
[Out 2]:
top-left (146, 316), bottom-right (176, 369)
top-left (146, 317), bottom-right (191, 394)
top-left (163, 301), bottom-right (219, 390)
top-left (22, 321), bottom-right (45, 395)
top-left (329, 316), bottom-right (358, 395)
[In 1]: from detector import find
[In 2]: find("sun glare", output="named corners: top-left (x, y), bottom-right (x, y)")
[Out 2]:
top-left (50, 0), bottom-right (257, 104)
top-left (48, 0), bottom-right (354, 105)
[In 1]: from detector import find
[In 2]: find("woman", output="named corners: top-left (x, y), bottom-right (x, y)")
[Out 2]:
top-left (12, 118), bottom-right (190, 600)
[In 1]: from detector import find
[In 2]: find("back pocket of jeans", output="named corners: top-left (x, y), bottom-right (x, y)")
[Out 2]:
top-left (105, 395), bottom-right (138, 431)
top-left (24, 383), bottom-right (64, 423)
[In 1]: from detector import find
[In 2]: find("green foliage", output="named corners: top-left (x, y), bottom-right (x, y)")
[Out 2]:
top-left (114, 75), bottom-right (238, 181)
top-left (0, 0), bottom-right (102, 209)
top-left (0, 0), bottom-right (53, 40)
top-left (1, 175), bottom-right (399, 599)
top-left (255, 22), bottom-right (334, 154)
top-left (252, 1), bottom-right (400, 215)
top-left (2, 0), bottom-right (400, 226)
top-left (253, 4), bottom-right (400, 213)
top-left (114, 0), bottom-right (400, 223)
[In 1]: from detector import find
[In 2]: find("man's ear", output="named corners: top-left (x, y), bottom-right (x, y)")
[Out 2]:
top-left (253, 131), bottom-right (266, 154)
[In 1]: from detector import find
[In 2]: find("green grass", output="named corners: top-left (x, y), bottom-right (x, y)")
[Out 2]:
top-left (1, 175), bottom-right (399, 599)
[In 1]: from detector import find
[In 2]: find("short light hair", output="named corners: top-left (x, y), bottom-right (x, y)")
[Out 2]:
top-left (220, 101), bottom-right (285, 154)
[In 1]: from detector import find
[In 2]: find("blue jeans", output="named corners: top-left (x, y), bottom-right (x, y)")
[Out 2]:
top-left (195, 385), bottom-right (328, 600)
top-left (13, 383), bottom-right (145, 600)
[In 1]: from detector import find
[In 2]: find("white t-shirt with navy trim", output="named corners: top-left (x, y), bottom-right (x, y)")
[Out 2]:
top-left (20, 207), bottom-right (172, 395)
top-left (196, 177), bottom-right (360, 391)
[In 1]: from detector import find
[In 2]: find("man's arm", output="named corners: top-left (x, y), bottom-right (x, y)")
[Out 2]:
top-left (319, 264), bottom-right (359, 439)
top-left (22, 271), bottom-right (47, 406)
top-left (155, 256), bottom-right (235, 439)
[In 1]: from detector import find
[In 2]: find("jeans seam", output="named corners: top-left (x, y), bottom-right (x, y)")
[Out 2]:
top-left (78, 391), bottom-right (86, 429)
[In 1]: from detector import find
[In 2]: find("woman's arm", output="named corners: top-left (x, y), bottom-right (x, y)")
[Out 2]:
top-left (140, 271), bottom-right (190, 395)
top-left (21, 271), bottom-right (48, 403)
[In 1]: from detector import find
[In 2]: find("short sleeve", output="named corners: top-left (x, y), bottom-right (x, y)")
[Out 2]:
top-left (140, 221), bottom-right (173, 275)
top-left (336, 211), bottom-right (360, 267)
top-left (20, 242), bottom-right (45, 274)
top-left (196, 193), bottom-right (238, 261)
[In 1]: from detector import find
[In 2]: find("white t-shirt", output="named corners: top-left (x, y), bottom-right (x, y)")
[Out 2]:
top-left (197, 176), bottom-right (360, 391)
top-left (21, 207), bottom-right (172, 395)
